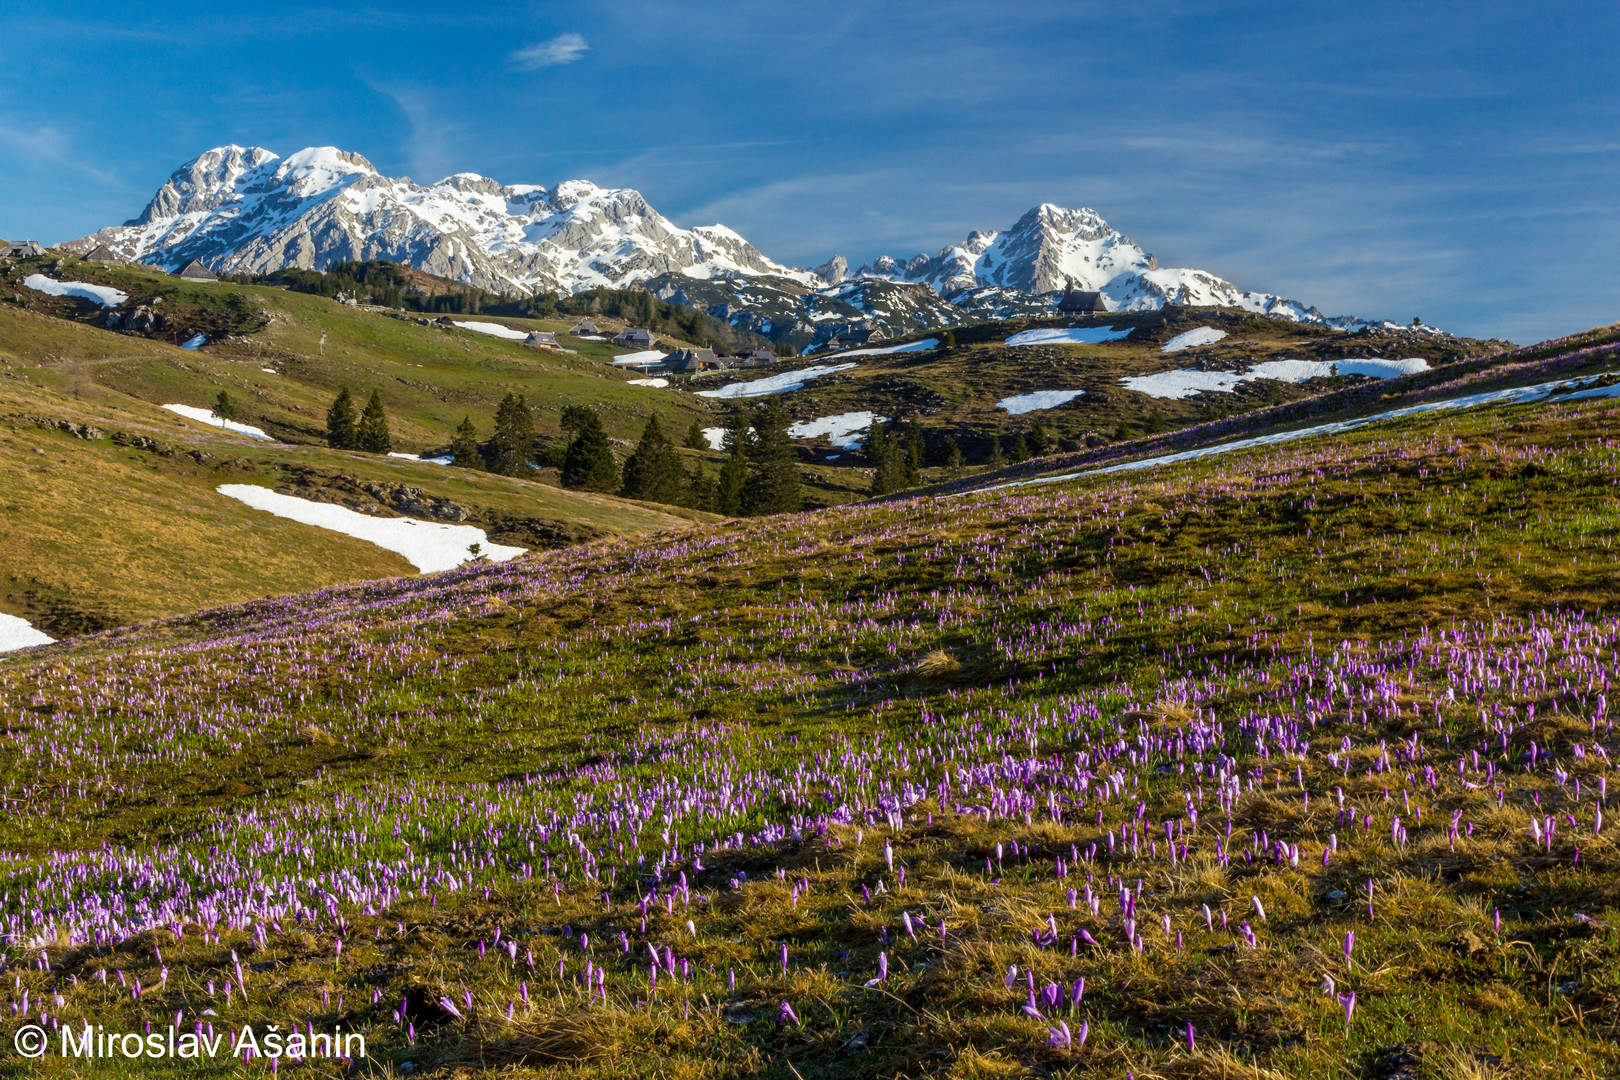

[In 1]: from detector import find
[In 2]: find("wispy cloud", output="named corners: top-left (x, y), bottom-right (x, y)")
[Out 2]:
top-left (0, 120), bottom-right (120, 185)
top-left (509, 33), bottom-right (588, 70)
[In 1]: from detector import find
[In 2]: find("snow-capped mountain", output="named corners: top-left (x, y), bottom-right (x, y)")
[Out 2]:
top-left (65, 144), bottom-right (1408, 335)
top-left (855, 203), bottom-right (1347, 324)
top-left (64, 145), bottom-right (818, 296)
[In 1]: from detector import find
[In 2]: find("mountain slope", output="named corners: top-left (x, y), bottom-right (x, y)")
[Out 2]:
top-left (65, 145), bottom-right (1410, 334)
top-left (3, 326), bottom-right (1620, 1076)
top-left (65, 145), bottom-right (818, 297)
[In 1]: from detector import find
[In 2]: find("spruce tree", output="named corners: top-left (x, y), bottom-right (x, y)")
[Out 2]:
top-left (944, 437), bottom-right (965, 477)
top-left (685, 465), bottom-right (717, 511)
top-left (449, 416), bottom-right (481, 469)
top-left (326, 387), bottom-right (357, 449)
top-left (684, 419), bottom-right (710, 451)
top-left (1006, 432), bottom-right (1029, 463)
top-left (742, 398), bottom-right (800, 515)
top-left (559, 406), bottom-right (618, 491)
top-left (489, 393), bottom-right (536, 475)
top-left (902, 418), bottom-right (924, 487)
top-left (716, 441), bottom-right (748, 515)
top-left (212, 390), bottom-right (237, 422)
top-left (357, 390), bottom-right (391, 453)
top-left (987, 434), bottom-right (1005, 468)
top-left (1026, 420), bottom-right (1051, 456)
top-left (620, 415), bottom-right (685, 504)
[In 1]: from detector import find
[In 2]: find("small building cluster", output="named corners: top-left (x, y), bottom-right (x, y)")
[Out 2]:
top-left (824, 321), bottom-right (885, 351)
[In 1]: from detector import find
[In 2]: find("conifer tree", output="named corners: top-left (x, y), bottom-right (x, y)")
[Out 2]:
top-left (902, 418), bottom-right (925, 487)
top-left (356, 390), bottom-right (391, 453)
top-left (685, 465), bottom-right (717, 511)
top-left (684, 419), bottom-right (710, 451)
top-left (620, 415), bottom-right (685, 504)
top-left (326, 387), bottom-right (357, 449)
top-left (742, 398), bottom-right (800, 515)
top-left (212, 390), bottom-right (237, 422)
top-left (449, 416), bottom-right (482, 469)
top-left (1025, 420), bottom-right (1051, 456)
top-left (987, 434), bottom-right (1005, 468)
top-left (944, 436), bottom-right (965, 477)
top-left (716, 442), bottom-right (747, 515)
top-left (1006, 431), bottom-right (1029, 463)
top-left (559, 405), bottom-right (618, 491)
top-left (489, 393), bottom-right (536, 475)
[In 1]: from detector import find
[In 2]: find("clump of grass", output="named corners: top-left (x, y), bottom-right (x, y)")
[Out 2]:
top-left (913, 648), bottom-right (961, 679)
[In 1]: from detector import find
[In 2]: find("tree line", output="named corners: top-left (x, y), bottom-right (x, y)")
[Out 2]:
top-left (320, 387), bottom-right (804, 516)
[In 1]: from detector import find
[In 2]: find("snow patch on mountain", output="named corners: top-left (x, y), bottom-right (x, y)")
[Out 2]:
top-left (65, 144), bottom-right (1424, 336)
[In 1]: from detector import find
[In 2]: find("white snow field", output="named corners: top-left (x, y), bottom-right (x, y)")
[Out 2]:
top-left (23, 274), bottom-right (128, 308)
top-left (387, 452), bottom-right (453, 465)
top-left (701, 427), bottom-right (727, 451)
top-left (997, 390), bottom-right (1086, 414)
top-left (611, 350), bottom-right (667, 366)
top-left (627, 378), bottom-right (669, 388)
top-left (1161, 327), bottom-right (1228, 352)
top-left (216, 485), bottom-right (525, 573)
top-left (0, 613), bottom-right (54, 654)
top-left (1122, 357), bottom-right (1432, 399)
top-left (787, 411), bottom-right (889, 449)
top-left (162, 404), bottom-right (273, 440)
top-left (828, 338), bottom-right (939, 359)
top-left (451, 320), bottom-right (529, 341)
top-left (980, 376), bottom-right (1620, 494)
top-left (696, 364), bottom-right (855, 399)
top-left (1004, 327), bottom-right (1132, 347)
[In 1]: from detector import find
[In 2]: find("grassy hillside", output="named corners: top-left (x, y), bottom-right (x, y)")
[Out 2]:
top-left (0, 271), bottom-right (726, 632)
top-left (1, 327), bottom-right (1618, 1077)
top-left (688, 307), bottom-right (1503, 466)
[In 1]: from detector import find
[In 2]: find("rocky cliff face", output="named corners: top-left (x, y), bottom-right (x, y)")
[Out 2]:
top-left (65, 145), bottom-right (814, 297)
top-left (66, 145), bottom-right (1410, 334)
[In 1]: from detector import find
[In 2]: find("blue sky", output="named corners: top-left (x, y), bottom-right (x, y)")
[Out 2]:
top-left (1, 1), bottom-right (1615, 342)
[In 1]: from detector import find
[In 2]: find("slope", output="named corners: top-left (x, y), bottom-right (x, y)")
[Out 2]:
top-left (0, 257), bottom-right (724, 636)
top-left (1, 325), bottom-right (1618, 1077)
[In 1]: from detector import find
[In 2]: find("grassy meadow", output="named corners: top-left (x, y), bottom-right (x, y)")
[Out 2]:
top-left (1, 364), bottom-right (1618, 1077)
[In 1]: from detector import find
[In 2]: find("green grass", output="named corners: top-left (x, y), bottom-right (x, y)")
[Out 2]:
top-left (2, 379), bottom-right (1619, 1077)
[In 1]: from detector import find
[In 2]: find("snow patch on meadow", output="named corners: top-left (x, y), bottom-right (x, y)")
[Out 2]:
top-left (701, 427), bottom-right (727, 451)
top-left (1004, 327), bottom-right (1132, 347)
top-left (0, 613), bottom-right (54, 654)
top-left (981, 377), bottom-right (1620, 494)
top-left (612, 350), bottom-right (667, 367)
top-left (696, 364), bottom-right (855, 399)
top-left (217, 485), bottom-right (525, 573)
top-left (452, 320), bottom-right (529, 341)
top-left (23, 274), bottom-right (128, 308)
top-left (997, 390), bottom-right (1085, 414)
top-left (788, 411), bottom-right (888, 449)
top-left (162, 404), bottom-right (272, 440)
top-left (387, 452), bottom-right (452, 465)
top-left (1161, 327), bottom-right (1228, 352)
top-left (627, 378), bottom-right (669, 388)
top-left (830, 338), bottom-right (939, 359)
top-left (1122, 357), bottom-right (1432, 399)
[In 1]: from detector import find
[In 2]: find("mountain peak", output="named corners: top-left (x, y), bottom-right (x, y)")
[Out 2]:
top-left (66, 144), bottom-right (1399, 330)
